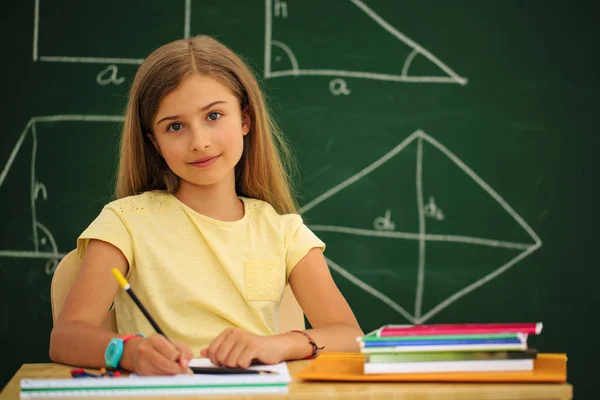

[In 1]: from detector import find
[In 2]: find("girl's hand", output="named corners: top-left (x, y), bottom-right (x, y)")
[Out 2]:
top-left (130, 334), bottom-right (193, 375)
top-left (200, 328), bottom-right (286, 368)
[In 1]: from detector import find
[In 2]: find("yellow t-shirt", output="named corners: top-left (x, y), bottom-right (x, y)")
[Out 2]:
top-left (77, 191), bottom-right (325, 353)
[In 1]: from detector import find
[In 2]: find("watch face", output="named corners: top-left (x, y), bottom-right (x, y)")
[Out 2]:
top-left (106, 340), bottom-right (119, 359)
top-left (105, 338), bottom-right (123, 368)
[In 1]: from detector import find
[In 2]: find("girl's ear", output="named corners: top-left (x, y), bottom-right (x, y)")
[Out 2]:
top-left (241, 108), bottom-right (252, 136)
top-left (147, 132), bottom-right (162, 156)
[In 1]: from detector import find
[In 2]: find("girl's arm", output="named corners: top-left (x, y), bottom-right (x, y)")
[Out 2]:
top-left (49, 239), bottom-right (191, 375)
top-left (281, 247), bottom-right (364, 359)
top-left (201, 247), bottom-right (364, 366)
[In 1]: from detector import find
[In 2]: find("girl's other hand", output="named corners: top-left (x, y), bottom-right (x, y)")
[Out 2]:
top-left (130, 334), bottom-right (193, 375)
top-left (200, 328), bottom-right (285, 368)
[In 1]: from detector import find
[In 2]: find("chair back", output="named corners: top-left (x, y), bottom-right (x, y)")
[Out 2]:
top-left (50, 250), bottom-right (305, 334)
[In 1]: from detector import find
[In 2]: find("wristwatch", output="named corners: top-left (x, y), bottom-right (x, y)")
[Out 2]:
top-left (104, 334), bottom-right (145, 369)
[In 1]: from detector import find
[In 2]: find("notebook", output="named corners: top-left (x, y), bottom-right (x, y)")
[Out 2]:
top-left (364, 358), bottom-right (534, 374)
top-left (20, 359), bottom-right (291, 398)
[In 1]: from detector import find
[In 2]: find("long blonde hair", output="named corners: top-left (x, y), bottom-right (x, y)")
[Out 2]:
top-left (115, 35), bottom-right (298, 214)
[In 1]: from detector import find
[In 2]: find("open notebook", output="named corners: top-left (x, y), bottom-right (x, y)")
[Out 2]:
top-left (20, 359), bottom-right (291, 398)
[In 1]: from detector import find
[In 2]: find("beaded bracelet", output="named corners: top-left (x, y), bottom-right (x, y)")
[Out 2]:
top-left (289, 330), bottom-right (325, 359)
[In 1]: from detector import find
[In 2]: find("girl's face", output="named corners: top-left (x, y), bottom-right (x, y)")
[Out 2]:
top-left (151, 73), bottom-right (250, 190)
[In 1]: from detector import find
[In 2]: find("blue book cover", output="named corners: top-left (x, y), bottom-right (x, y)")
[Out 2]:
top-left (362, 337), bottom-right (523, 348)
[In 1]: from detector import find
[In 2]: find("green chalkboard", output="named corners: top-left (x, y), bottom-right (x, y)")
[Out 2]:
top-left (1, 0), bottom-right (597, 395)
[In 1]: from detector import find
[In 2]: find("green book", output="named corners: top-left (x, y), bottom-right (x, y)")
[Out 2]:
top-left (367, 349), bottom-right (538, 363)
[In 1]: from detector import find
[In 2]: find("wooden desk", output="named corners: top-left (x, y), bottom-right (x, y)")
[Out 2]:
top-left (0, 361), bottom-right (573, 400)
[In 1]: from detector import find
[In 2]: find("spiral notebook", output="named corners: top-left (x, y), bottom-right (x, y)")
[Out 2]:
top-left (20, 359), bottom-right (291, 398)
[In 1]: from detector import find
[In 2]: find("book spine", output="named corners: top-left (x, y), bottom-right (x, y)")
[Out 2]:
top-left (362, 337), bottom-right (523, 348)
top-left (362, 333), bottom-right (525, 343)
top-left (367, 349), bottom-right (538, 363)
top-left (361, 342), bottom-right (527, 353)
top-left (364, 359), bottom-right (534, 374)
top-left (379, 323), bottom-right (542, 337)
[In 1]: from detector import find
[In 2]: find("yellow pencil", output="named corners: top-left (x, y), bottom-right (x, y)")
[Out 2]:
top-left (112, 268), bottom-right (169, 339)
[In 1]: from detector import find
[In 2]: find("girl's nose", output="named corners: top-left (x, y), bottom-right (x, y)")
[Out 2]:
top-left (189, 125), bottom-right (211, 150)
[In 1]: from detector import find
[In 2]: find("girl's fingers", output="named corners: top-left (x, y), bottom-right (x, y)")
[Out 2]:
top-left (143, 342), bottom-right (184, 375)
top-left (224, 342), bottom-right (248, 368)
top-left (206, 331), bottom-right (229, 366)
top-left (172, 339), bottom-right (193, 369)
top-left (148, 334), bottom-right (180, 362)
top-left (214, 335), bottom-right (236, 367)
top-left (237, 346), bottom-right (257, 369)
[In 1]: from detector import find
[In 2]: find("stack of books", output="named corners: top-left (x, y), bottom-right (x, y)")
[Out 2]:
top-left (359, 322), bottom-right (543, 374)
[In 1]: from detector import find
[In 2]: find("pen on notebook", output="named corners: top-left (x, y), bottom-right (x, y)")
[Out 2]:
top-left (111, 268), bottom-right (168, 339)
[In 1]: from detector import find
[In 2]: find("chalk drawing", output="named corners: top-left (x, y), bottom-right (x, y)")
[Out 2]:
top-left (264, 0), bottom-right (468, 85)
top-left (0, 115), bottom-right (124, 274)
top-left (329, 79), bottom-right (351, 96)
top-left (96, 65), bottom-right (125, 86)
top-left (273, 0), bottom-right (288, 18)
top-left (300, 130), bottom-right (542, 323)
top-left (32, 0), bottom-right (192, 65)
top-left (373, 209), bottom-right (395, 231)
top-left (424, 196), bottom-right (445, 220)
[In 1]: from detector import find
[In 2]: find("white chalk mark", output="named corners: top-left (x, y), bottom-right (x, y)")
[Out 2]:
top-left (1, 115), bottom-right (124, 271)
top-left (35, 115), bottom-right (125, 123)
top-left (326, 256), bottom-right (416, 324)
top-left (271, 40), bottom-right (299, 75)
top-left (33, 0), bottom-right (40, 61)
top-left (0, 251), bottom-right (66, 260)
top-left (184, 0), bottom-right (191, 39)
top-left (424, 196), bottom-right (445, 220)
top-left (349, 0), bottom-right (467, 85)
top-left (34, 182), bottom-right (47, 201)
top-left (264, 0), bottom-right (273, 77)
top-left (37, 221), bottom-right (60, 275)
top-left (45, 258), bottom-right (59, 275)
top-left (274, 0), bottom-right (288, 18)
top-left (308, 225), bottom-right (535, 250)
top-left (31, 123), bottom-right (39, 252)
top-left (373, 209), bottom-right (395, 231)
top-left (96, 65), bottom-right (125, 86)
top-left (39, 56), bottom-right (144, 65)
top-left (301, 129), bottom-right (542, 322)
top-left (37, 222), bottom-right (58, 255)
top-left (266, 0), bottom-right (467, 85)
top-left (0, 119), bottom-right (34, 189)
top-left (329, 78), bottom-right (351, 96)
top-left (419, 131), bottom-right (542, 246)
top-left (414, 136), bottom-right (426, 319)
top-left (299, 130), bottom-right (420, 214)
top-left (269, 69), bottom-right (462, 83)
top-left (402, 49), bottom-right (419, 77)
top-left (417, 242), bottom-right (541, 323)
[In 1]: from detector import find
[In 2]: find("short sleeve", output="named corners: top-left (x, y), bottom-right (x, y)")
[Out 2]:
top-left (77, 206), bottom-right (134, 272)
top-left (285, 218), bottom-right (326, 278)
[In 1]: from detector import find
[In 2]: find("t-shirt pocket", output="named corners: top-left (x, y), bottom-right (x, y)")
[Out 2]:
top-left (244, 260), bottom-right (284, 301)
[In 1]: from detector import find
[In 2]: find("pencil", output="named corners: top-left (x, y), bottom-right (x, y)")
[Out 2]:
top-left (190, 366), bottom-right (278, 375)
top-left (112, 269), bottom-right (277, 376)
top-left (112, 268), bottom-right (169, 339)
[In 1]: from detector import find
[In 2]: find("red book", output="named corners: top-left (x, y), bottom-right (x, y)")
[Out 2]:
top-left (377, 322), bottom-right (543, 337)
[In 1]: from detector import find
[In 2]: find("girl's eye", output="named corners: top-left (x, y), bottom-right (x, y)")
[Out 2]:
top-left (207, 112), bottom-right (222, 121)
top-left (167, 122), bottom-right (183, 132)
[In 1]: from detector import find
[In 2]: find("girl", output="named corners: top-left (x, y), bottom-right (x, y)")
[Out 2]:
top-left (49, 35), bottom-right (363, 376)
